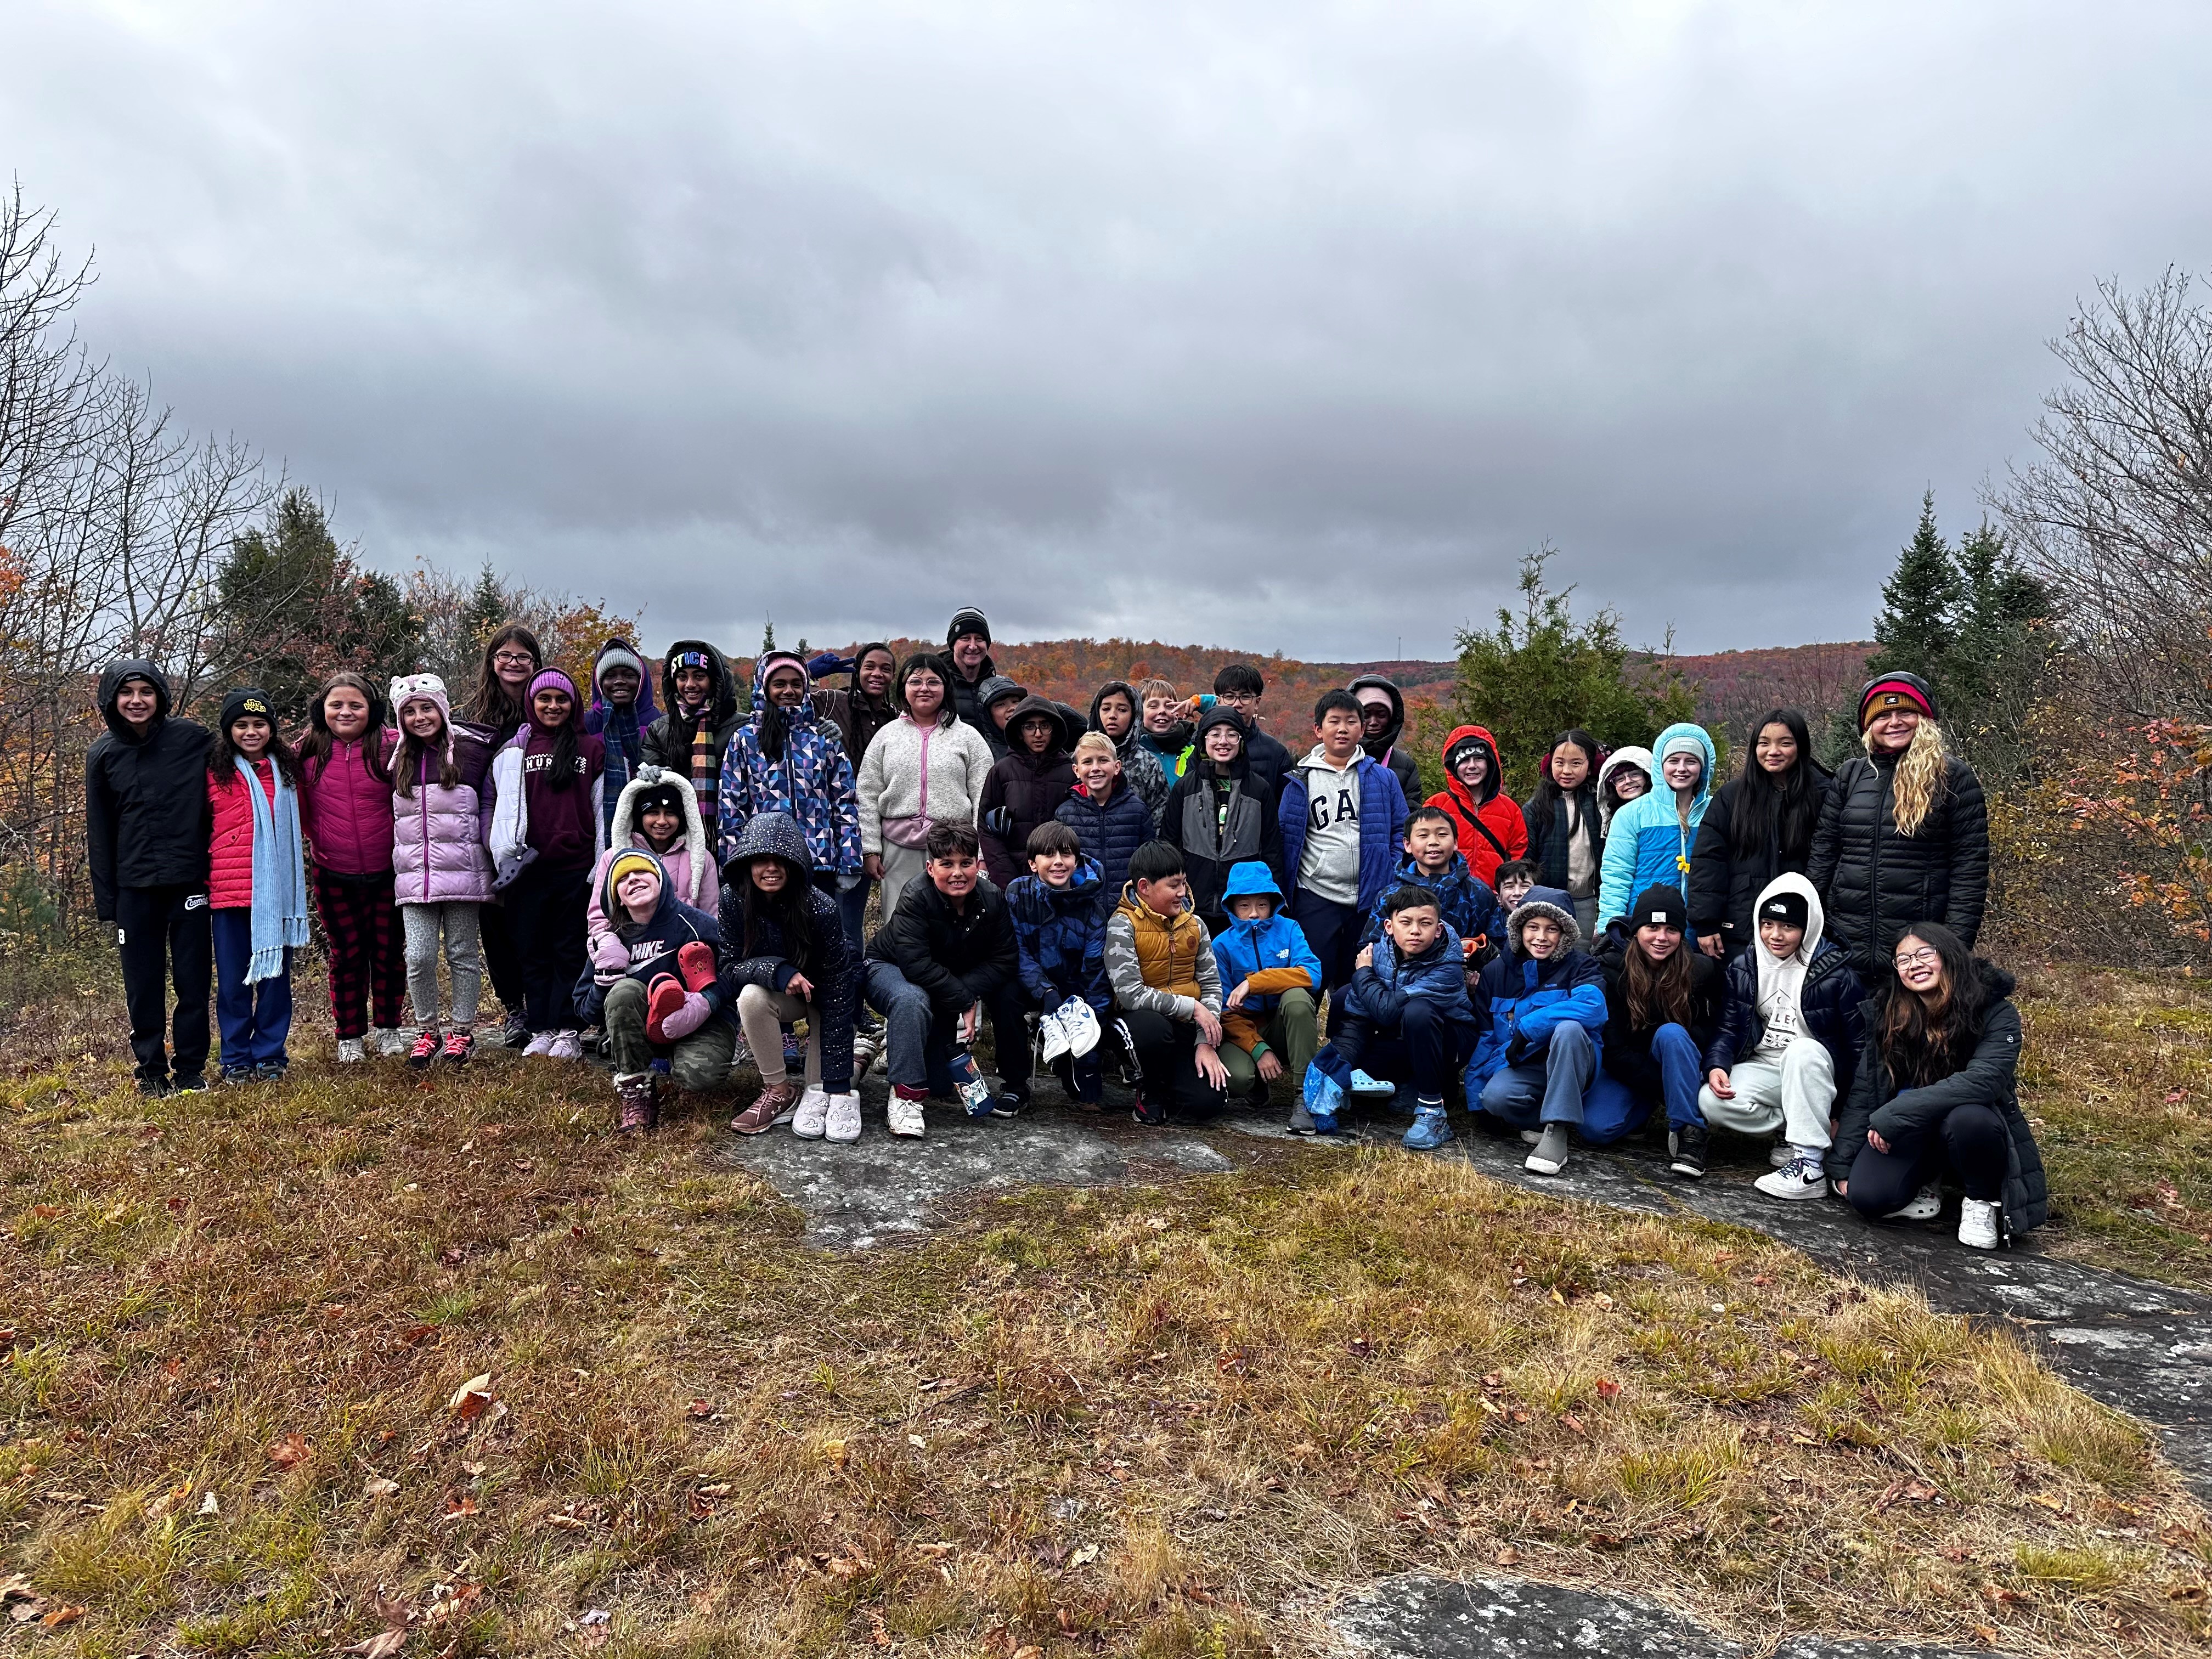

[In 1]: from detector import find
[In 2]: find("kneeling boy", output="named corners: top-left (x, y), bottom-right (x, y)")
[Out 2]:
top-left (1104, 841), bottom-right (1228, 1124)
top-left (1695, 873), bottom-right (1864, 1196)
top-left (1007, 821), bottom-right (1110, 1108)
top-left (1466, 885), bottom-right (1608, 1177)
top-left (579, 849), bottom-right (734, 1132)
top-left (1211, 861), bottom-right (1321, 1117)
top-left (1310, 885), bottom-right (1476, 1147)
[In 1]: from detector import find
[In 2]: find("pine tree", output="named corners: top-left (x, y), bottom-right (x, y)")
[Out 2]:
top-left (761, 618), bottom-right (777, 655)
top-left (1867, 492), bottom-right (1962, 691)
top-left (461, 562), bottom-right (507, 650)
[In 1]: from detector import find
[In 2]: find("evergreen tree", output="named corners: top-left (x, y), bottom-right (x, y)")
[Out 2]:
top-left (761, 618), bottom-right (777, 656)
top-left (461, 562), bottom-right (507, 651)
top-left (1867, 493), bottom-right (1962, 689)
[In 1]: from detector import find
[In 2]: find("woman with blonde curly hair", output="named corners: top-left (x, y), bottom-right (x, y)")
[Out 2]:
top-left (1807, 674), bottom-right (1989, 975)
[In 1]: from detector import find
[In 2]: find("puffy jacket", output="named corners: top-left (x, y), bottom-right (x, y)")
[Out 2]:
top-left (1362, 851), bottom-right (1502, 961)
top-left (85, 659), bottom-right (212, 917)
top-left (1594, 932), bottom-right (1726, 1096)
top-left (391, 727), bottom-right (497, 906)
top-left (1007, 860), bottom-right (1110, 1009)
top-left (1054, 781), bottom-right (1156, 918)
top-left (854, 713), bottom-right (996, 857)
top-left (866, 869), bottom-right (1018, 1015)
top-left (1212, 862), bottom-right (1322, 1055)
top-left (206, 758), bottom-right (281, 909)
top-left (949, 648), bottom-right (1004, 754)
top-left (585, 767), bottom-right (712, 944)
top-left (1807, 747), bottom-right (1990, 973)
top-left (1244, 726), bottom-right (1294, 805)
top-left (302, 732), bottom-right (397, 877)
top-left (1427, 724), bottom-right (1527, 887)
top-left (979, 696), bottom-right (1079, 885)
top-left (1467, 886), bottom-right (1607, 1086)
top-left (1163, 714), bottom-right (1284, 929)
top-left (715, 811), bottom-right (855, 1087)
top-left (1347, 674), bottom-right (1424, 809)
top-left (1280, 746), bottom-right (1410, 912)
top-left (716, 654), bottom-right (862, 878)
top-left (1104, 884), bottom-right (1222, 1019)
top-left (1345, 926), bottom-right (1475, 1029)
top-left (1521, 781), bottom-right (1602, 901)
top-left (1687, 765), bottom-right (1833, 954)
top-left (573, 849), bottom-right (729, 1030)
top-left (1832, 960), bottom-right (2044, 1234)
top-left (1597, 723), bottom-right (1717, 931)
top-left (640, 640), bottom-right (748, 829)
top-left (1088, 682), bottom-right (1171, 823)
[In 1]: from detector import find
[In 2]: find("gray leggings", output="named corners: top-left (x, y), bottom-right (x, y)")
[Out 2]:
top-left (401, 902), bottom-right (483, 1030)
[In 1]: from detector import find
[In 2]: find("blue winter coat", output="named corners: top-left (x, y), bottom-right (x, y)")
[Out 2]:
top-left (1279, 748), bottom-right (1410, 913)
top-left (712, 811), bottom-right (857, 1090)
top-left (1362, 851), bottom-right (1502, 954)
top-left (1597, 721), bottom-right (1717, 930)
top-left (1055, 782), bottom-right (1156, 917)
top-left (573, 849), bottom-right (729, 1030)
top-left (1344, 926), bottom-right (1476, 1030)
top-left (1007, 860), bottom-right (1111, 1011)
top-left (716, 658), bottom-right (862, 878)
top-left (1467, 912), bottom-right (1608, 1088)
top-left (1211, 867), bottom-right (1324, 1022)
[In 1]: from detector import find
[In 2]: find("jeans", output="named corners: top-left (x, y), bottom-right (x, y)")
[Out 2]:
top-left (1118, 1006), bottom-right (1225, 1121)
top-left (1220, 988), bottom-right (1320, 1101)
top-left (1476, 1020), bottom-right (1595, 1127)
top-left (211, 908), bottom-right (292, 1073)
top-left (865, 961), bottom-right (1032, 1093)
top-left (836, 876), bottom-right (872, 960)
top-left (1697, 1036), bottom-right (1837, 1147)
top-left (115, 882), bottom-right (212, 1085)
top-left (1329, 999), bottom-right (1472, 1101)
top-left (602, 976), bottom-right (737, 1089)
top-left (1844, 1101), bottom-right (2009, 1218)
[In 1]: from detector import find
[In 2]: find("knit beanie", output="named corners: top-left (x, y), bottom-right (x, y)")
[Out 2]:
top-left (947, 607), bottom-right (991, 648)
top-left (757, 651), bottom-right (809, 689)
top-left (1659, 731), bottom-right (1707, 764)
top-left (1626, 884), bottom-right (1687, 933)
top-left (1758, 887), bottom-right (1810, 930)
top-left (1858, 673), bottom-right (1937, 730)
top-left (669, 648), bottom-right (713, 673)
top-left (528, 669), bottom-right (578, 705)
top-left (607, 849), bottom-right (661, 892)
top-left (594, 642), bottom-right (645, 687)
top-left (219, 687), bottom-right (274, 737)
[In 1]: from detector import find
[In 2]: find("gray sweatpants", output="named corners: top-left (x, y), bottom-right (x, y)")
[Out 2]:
top-left (401, 901), bottom-right (483, 1030)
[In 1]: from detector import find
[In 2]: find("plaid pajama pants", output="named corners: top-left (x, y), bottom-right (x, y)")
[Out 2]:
top-left (314, 869), bottom-right (407, 1039)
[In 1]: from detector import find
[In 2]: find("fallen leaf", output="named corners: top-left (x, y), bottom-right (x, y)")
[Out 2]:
top-left (1013, 1646), bottom-right (1043, 1659)
top-left (267, 1432), bottom-right (311, 1470)
top-left (364, 1475), bottom-right (400, 1498)
top-left (917, 1542), bottom-right (955, 1558)
top-left (1939, 1546), bottom-right (1973, 1563)
top-left (696, 1482), bottom-right (731, 1497)
top-left (424, 1582), bottom-right (481, 1624)
top-left (1971, 1625), bottom-right (1998, 1644)
top-left (866, 1610), bottom-right (891, 1647)
top-left (907, 1434), bottom-right (928, 1450)
top-left (447, 1372), bottom-right (495, 1418)
top-left (2028, 1493), bottom-right (2067, 1514)
top-left (687, 1398), bottom-right (714, 1418)
top-left (1069, 1544), bottom-right (1099, 1566)
top-left (1494, 1545), bottom-right (1521, 1566)
top-left (40, 1605), bottom-right (84, 1629)
top-left (398, 1324), bottom-right (435, 1346)
top-left (1560, 1414), bottom-right (1587, 1436)
top-left (439, 1245), bottom-right (467, 1266)
top-left (1594, 1379), bottom-right (1621, 1401)
top-left (822, 1438), bottom-right (849, 1468)
top-left (2169, 1583), bottom-right (2208, 1604)
top-left (544, 1514), bottom-right (587, 1530)
top-left (441, 1492), bottom-right (479, 1519)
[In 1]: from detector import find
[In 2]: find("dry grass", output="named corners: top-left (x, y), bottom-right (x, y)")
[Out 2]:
top-left (1, 982), bottom-right (2209, 1658)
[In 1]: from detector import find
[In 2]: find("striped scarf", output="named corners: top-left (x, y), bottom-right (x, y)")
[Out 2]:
top-left (687, 712), bottom-right (719, 828)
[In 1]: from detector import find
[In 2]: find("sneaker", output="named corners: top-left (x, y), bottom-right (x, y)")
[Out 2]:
top-left (1523, 1124), bottom-right (1572, 1177)
top-left (1886, 1182), bottom-right (1943, 1223)
top-left (1059, 998), bottom-right (1101, 1058)
top-left (1287, 1101), bottom-right (1316, 1135)
top-left (219, 1068), bottom-right (258, 1087)
top-left (990, 1088), bottom-right (1029, 1119)
top-left (824, 1091), bottom-right (863, 1142)
top-left (336, 1038), bottom-right (366, 1064)
top-left (791, 1086), bottom-right (831, 1138)
top-left (1402, 1104), bottom-right (1454, 1150)
top-left (1348, 1069), bottom-right (1395, 1097)
top-left (523, 1031), bottom-right (556, 1057)
top-left (255, 1061), bottom-right (289, 1082)
top-left (731, 1081), bottom-right (797, 1136)
top-left (1668, 1124), bottom-right (1709, 1180)
top-left (499, 1011), bottom-right (531, 1049)
top-left (1037, 1008), bottom-right (1070, 1064)
top-left (1754, 1157), bottom-right (1827, 1201)
top-left (546, 1030), bottom-right (583, 1061)
top-left (614, 1072), bottom-right (658, 1133)
top-left (1957, 1197), bottom-right (2001, 1250)
top-left (138, 1076), bottom-right (173, 1099)
top-left (442, 1030), bottom-right (474, 1065)
top-left (1768, 1142), bottom-right (1797, 1169)
top-left (850, 1030), bottom-right (879, 1078)
top-left (887, 1092), bottom-right (927, 1138)
top-left (1112, 1019), bottom-right (1143, 1088)
top-left (407, 1030), bottom-right (441, 1070)
top-left (172, 1074), bottom-right (207, 1094)
top-left (1131, 1096), bottom-right (1169, 1126)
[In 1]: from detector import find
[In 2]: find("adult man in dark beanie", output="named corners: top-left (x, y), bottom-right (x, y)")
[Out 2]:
top-left (944, 607), bottom-right (998, 737)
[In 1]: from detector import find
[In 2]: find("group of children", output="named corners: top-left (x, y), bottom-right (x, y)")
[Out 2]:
top-left (88, 622), bottom-right (2039, 1248)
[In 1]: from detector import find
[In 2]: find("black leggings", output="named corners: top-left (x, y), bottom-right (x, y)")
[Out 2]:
top-left (1844, 1102), bottom-right (2008, 1219)
top-left (505, 862), bottom-right (590, 1033)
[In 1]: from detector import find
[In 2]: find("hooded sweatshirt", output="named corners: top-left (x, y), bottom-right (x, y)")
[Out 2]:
top-left (714, 810), bottom-right (856, 1090)
top-left (1596, 746), bottom-right (1654, 833)
top-left (1426, 723), bottom-right (1527, 888)
top-left (1596, 725), bottom-right (1715, 931)
top-left (716, 652), bottom-right (861, 878)
top-left (483, 671), bottom-right (606, 883)
top-left (1705, 871), bottom-right (1864, 1090)
top-left (585, 769), bottom-right (712, 945)
top-left (1348, 675), bottom-right (1423, 809)
top-left (572, 848), bottom-right (728, 1029)
top-left (86, 659), bottom-right (213, 916)
top-left (1087, 681), bottom-right (1170, 822)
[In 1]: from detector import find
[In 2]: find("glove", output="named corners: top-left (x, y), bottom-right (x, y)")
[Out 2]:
top-left (591, 932), bottom-right (629, 971)
top-left (645, 974), bottom-right (685, 1042)
top-left (806, 651), bottom-right (854, 681)
top-left (837, 871), bottom-right (865, 893)
top-left (982, 806), bottom-right (1013, 838)
top-left (659, 991), bottom-right (712, 1041)
top-left (676, 940), bottom-right (719, 993)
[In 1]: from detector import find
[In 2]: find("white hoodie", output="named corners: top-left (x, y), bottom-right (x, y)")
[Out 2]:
top-left (1751, 872), bottom-right (1826, 1057)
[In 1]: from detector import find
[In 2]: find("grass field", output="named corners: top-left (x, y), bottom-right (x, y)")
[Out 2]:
top-left (2, 964), bottom-right (2210, 1657)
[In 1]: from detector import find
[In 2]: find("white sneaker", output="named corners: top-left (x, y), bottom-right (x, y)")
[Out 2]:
top-left (1059, 997), bottom-right (1101, 1058)
top-left (887, 1094), bottom-right (926, 1139)
top-left (1768, 1142), bottom-right (1797, 1169)
top-left (1037, 1008), bottom-right (1071, 1064)
top-left (850, 1031), bottom-right (879, 1078)
top-left (371, 1026), bottom-right (409, 1058)
top-left (824, 1092), bottom-right (862, 1143)
top-left (1957, 1197), bottom-right (2001, 1250)
top-left (1754, 1158), bottom-right (1827, 1201)
top-left (1885, 1182), bottom-right (1943, 1222)
top-left (791, 1086), bottom-right (831, 1139)
top-left (336, 1037), bottom-right (365, 1064)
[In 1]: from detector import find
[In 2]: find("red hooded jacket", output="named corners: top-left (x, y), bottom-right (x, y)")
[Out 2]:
top-left (1425, 724), bottom-right (1527, 888)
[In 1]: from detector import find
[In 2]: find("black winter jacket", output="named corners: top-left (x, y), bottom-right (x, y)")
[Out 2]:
top-left (1593, 936), bottom-right (1725, 1096)
top-left (1521, 784), bottom-right (1602, 898)
top-left (641, 640), bottom-right (748, 774)
top-left (1807, 751), bottom-right (1989, 972)
top-left (1162, 759), bottom-right (1284, 932)
top-left (978, 697), bottom-right (1078, 886)
top-left (1688, 771), bottom-right (1831, 955)
top-left (85, 660), bottom-right (213, 919)
top-left (1831, 962), bottom-right (2045, 1235)
top-left (866, 874), bottom-right (1019, 1015)
top-left (1244, 727), bottom-right (1293, 807)
top-left (1703, 937), bottom-right (1865, 1093)
top-left (714, 811), bottom-right (857, 1090)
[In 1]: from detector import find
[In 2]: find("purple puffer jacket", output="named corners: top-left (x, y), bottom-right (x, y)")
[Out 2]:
top-left (303, 732), bottom-right (398, 876)
top-left (392, 732), bottom-right (495, 906)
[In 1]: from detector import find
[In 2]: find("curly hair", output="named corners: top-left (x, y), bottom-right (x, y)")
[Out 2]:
top-left (1872, 716), bottom-right (1951, 838)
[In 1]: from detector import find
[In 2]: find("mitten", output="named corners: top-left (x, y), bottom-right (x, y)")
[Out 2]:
top-left (659, 991), bottom-right (712, 1041)
top-left (591, 932), bottom-right (630, 970)
top-left (645, 974), bottom-right (687, 1043)
top-left (676, 940), bottom-right (718, 993)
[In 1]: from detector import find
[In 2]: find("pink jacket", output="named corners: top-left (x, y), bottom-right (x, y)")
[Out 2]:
top-left (391, 733), bottom-right (496, 906)
top-left (207, 759), bottom-right (278, 909)
top-left (302, 733), bottom-right (397, 877)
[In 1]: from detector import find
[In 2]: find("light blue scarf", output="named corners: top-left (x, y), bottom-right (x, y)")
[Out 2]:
top-left (236, 755), bottom-right (311, 984)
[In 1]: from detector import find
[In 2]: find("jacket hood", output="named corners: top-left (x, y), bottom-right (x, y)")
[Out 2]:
top-left (612, 765), bottom-right (710, 905)
top-left (590, 637), bottom-right (661, 724)
top-left (1652, 723), bottom-right (1717, 809)
top-left (722, 808), bottom-right (815, 883)
top-left (1972, 956), bottom-right (2017, 1001)
top-left (1000, 692), bottom-right (1073, 756)
top-left (1752, 871), bottom-right (1825, 965)
top-left (749, 651), bottom-right (819, 726)
top-left (1298, 741), bottom-right (1373, 776)
top-left (389, 673), bottom-right (455, 771)
top-left (975, 674), bottom-right (1025, 714)
top-left (1348, 674), bottom-right (1407, 754)
top-left (1596, 746), bottom-right (1654, 815)
top-left (1222, 859), bottom-right (1284, 905)
top-left (98, 658), bottom-right (173, 742)
top-left (1190, 704), bottom-right (1251, 775)
top-left (1440, 722), bottom-right (1504, 807)
top-left (1508, 884), bottom-right (1582, 953)
top-left (659, 640), bottom-right (738, 726)
top-left (599, 846), bottom-right (674, 931)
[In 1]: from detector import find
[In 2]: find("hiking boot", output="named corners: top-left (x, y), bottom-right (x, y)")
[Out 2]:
top-left (1957, 1197), bottom-right (2001, 1251)
top-left (407, 1030), bottom-right (442, 1070)
top-left (1668, 1124), bottom-right (1709, 1180)
top-left (1402, 1104), bottom-right (1454, 1150)
top-left (791, 1085), bottom-right (831, 1138)
top-left (887, 1090), bottom-right (927, 1138)
top-left (731, 1081), bottom-right (797, 1136)
top-left (1754, 1157), bottom-right (1827, 1201)
top-left (336, 1037), bottom-right (366, 1064)
top-left (442, 1030), bottom-right (475, 1065)
top-left (824, 1091), bottom-right (863, 1142)
top-left (615, 1072), bottom-right (658, 1133)
top-left (1885, 1183), bottom-right (1943, 1223)
top-left (1523, 1124), bottom-right (1572, 1177)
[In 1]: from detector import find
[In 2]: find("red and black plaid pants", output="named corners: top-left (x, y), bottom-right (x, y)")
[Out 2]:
top-left (314, 869), bottom-right (407, 1039)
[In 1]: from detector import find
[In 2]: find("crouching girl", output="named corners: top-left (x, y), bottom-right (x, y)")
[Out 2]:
top-left (579, 848), bottom-right (733, 1132)
top-left (1589, 884), bottom-right (1723, 1150)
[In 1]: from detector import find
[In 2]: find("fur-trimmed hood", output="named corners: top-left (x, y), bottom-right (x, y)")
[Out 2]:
top-left (610, 765), bottom-right (711, 906)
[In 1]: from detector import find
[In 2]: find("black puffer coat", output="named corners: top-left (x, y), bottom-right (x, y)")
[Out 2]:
top-left (1689, 769), bottom-right (1832, 956)
top-left (1807, 750), bottom-right (1988, 973)
top-left (641, 640), bottom-right (748, 772)
top-left (978, 696), bottom-right (1077, 886)
top-left (85, 660), bottom-right (213, 918)
top-left (1830, 961), bottom-right (2046, 1235)
top-left (1521, 782), bottom-right (1602, 897)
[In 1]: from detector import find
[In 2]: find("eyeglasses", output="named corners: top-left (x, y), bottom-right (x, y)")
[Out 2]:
top-left (1892, 949), bottom-right (1939, 970)
top-left (1217, 691), bottom-right (1258, 706)
top-left (492, 651), bottom-right (535, 667)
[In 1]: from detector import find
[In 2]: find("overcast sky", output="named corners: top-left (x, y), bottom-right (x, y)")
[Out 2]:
top-left (12, 2), bottom-right (2212, 659)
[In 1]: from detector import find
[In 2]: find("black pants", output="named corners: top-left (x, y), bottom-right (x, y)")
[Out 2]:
top-left (479, 900), bottom-right (526, 1019)
top-left (1119, 1007), bottom-right (1225, 1120)
top-left (115, 883), bottom-right (212, 1085)
top-left (1290, 890), bottom-right (1363, 1037)
top-left (1331, 1001), bottom-right (1474, 1099)
top-left (1844, 1102), bottom-right (2009, 1219)
top-left (505, 862), bottom-right (590, 1033)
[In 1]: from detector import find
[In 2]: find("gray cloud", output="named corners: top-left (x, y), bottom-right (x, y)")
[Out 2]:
top-left (13, 0), bottom-right (2212, 657)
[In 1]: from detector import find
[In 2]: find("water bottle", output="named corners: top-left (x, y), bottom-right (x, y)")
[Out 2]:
top-left (949, 1045), bottom-right (994, 1118)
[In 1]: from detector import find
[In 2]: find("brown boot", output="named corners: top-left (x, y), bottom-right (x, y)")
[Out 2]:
top-left (615, 1072), bottom-right (659, 1134)
top-left (730, 1080), bottom-right (798, 1136)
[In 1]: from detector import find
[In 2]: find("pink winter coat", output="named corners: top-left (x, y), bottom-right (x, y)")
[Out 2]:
top-left (207, 759), bottom-right (278, 909)
top-left (391, 735), bottom-right (496, 906)
top-left (302, 733), bottom-right (398, 877)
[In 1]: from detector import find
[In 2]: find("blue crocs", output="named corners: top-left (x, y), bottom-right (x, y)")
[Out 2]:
top-left (1349, 1069), bottom-right (1396, 1096)
top-left (1301, 1061), bottom-right (1345, 1137)
top-left (1402, 1103), bottom-right (1454, 1150)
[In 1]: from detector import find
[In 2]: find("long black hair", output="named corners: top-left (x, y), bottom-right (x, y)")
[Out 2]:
top-left (738, 857), bottom-right (817, 978)
top-left (210, 714), bottom-right (303, 790)
top-left (1874, 922), bottom-right (1990, 1088)
top-left (1526, 727), bottom-right (1600, 817)
top-left (531, 675), bottom-right (583, 792)
top-left (757, 662), bottom-right (804, 763)
top-left (1727, 707), bottom-right (1828, 866)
